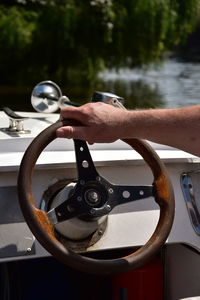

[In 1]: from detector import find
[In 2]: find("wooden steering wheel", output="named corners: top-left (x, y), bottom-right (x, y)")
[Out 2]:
top-left (18, 119), bottom-right (174, 275)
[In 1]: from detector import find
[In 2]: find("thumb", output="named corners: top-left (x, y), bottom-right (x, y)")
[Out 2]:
top-left (56, 126), bottom-right (87, 140)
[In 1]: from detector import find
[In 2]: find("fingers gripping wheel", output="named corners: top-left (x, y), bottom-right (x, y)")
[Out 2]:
top-left (18, 119), bottom-right (175, 275)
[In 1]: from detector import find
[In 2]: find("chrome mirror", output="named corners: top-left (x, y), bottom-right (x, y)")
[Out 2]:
top-left (31, 81), bottom-right (65, 113)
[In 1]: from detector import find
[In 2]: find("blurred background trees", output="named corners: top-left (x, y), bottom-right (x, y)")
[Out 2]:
top-left (0, 0), bottom-right (199, 109)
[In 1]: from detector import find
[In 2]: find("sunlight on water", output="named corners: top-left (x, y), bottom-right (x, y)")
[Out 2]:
top-left (99, 59), bottom-right (200, 108)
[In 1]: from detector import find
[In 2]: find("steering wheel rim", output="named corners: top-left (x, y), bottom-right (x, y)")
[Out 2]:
top-left (18, 119), bottom-right (175, 275)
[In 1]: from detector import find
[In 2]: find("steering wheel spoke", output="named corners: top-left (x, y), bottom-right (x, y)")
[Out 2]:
top-left (74, 139), bottom-right (99, 182)
top-left (108, 184), bottom-right (154, 207)
top-left (47, 194), bottom-right (88, 224)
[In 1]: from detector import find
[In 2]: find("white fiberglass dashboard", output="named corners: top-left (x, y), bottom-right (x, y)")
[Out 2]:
top-left (0, 110), bottom-right (200, 262)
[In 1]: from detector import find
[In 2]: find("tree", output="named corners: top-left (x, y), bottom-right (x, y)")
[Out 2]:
top-left (0, 0), bottom-right (199, 85)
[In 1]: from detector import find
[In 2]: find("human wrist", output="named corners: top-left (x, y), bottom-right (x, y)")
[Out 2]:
top-left (118, 109), bottom-right (153, 140)
top-left (115, 109), bottom-right (139, 139)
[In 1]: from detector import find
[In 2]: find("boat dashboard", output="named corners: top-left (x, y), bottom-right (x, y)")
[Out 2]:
top-left (0, 107), bottom-right (200, 266)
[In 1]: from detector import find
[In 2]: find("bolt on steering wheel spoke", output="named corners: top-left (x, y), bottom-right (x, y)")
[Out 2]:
top-left (74, 139), bottom-right (99, 183)
top-left (107, 184), bottom-right (154, 208)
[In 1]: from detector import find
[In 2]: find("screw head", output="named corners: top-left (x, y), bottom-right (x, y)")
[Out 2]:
top-left (90, 208), bottom-right (96, 215)
top-left (106, 204), bottom-right (111, 211)
top-left (108, 188), bottom-right (114, 194)
top-left (67, 205), bottom-right (74, 212)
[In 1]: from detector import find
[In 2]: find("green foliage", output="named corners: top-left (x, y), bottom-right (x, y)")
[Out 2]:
top-left (109, 0), bottom-right (198, 66)
top-left (0, 5), bottom-right (37, 83)
top-left (0, 0), bottom-right (199, 85)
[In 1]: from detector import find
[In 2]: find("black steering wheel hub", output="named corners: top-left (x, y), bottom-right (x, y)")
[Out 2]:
top-left (84, 189), bottom-right (101, 206)
top-left (83, 181), bottom-right (108, 208)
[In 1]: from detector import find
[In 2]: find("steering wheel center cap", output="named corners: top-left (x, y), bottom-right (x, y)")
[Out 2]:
top-left (84, 189), bottom-right (101, 206)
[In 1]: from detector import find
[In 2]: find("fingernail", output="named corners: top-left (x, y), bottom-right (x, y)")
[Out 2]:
top-left (57, 129), bottom-right (65, 137)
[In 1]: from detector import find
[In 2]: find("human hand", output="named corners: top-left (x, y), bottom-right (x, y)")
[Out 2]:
top-left (56, 102), bottom-right (129, 144)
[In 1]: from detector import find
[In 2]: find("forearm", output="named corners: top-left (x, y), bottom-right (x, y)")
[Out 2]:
top-left (57, 103), bottom-right (200, 156)
top-left (123, 105), bottom-right (200, 156)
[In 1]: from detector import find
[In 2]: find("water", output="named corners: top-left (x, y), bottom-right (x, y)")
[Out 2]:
top-left (99, 59), bottom-right (200, 108)
top-left (1, 59), bottom-right (200, 111)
